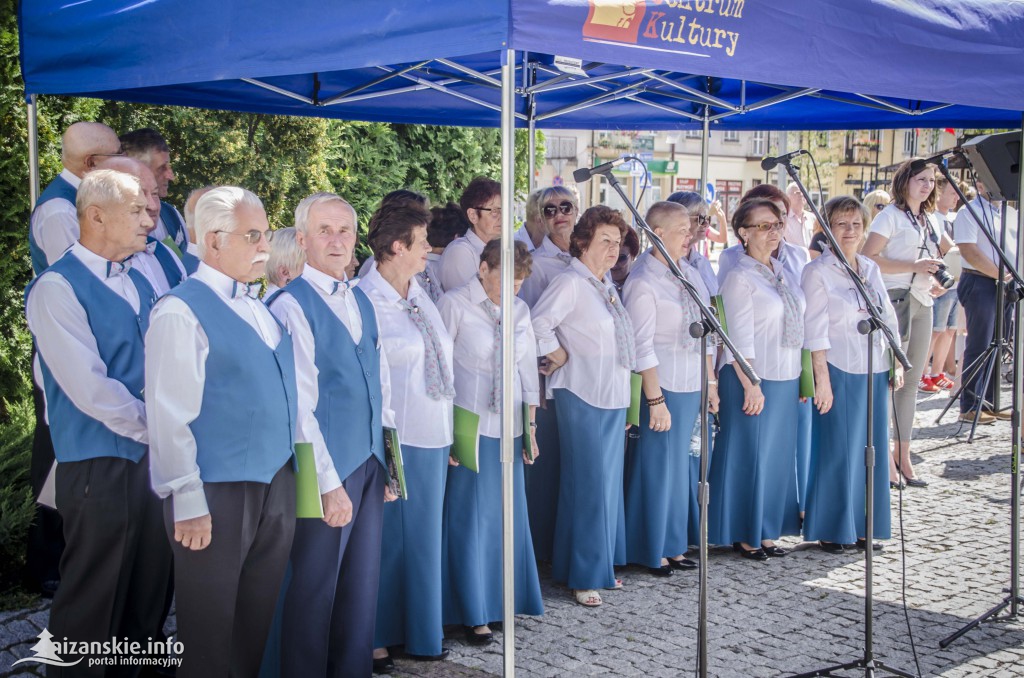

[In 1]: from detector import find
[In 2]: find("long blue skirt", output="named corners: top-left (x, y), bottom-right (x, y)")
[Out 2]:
top-left (625, 390), bottom-right (701, 567)
top-left (551, 389), bottom-right (627, 590)
top-left (525, 398), bottom-right (560, 561)
top-left (442, 435), bottom-right (544, 626)
top-left (707, 370), bottom-right (801, 546)
top-left (803, 366), bottom-right (892, 543)
top-left (373, 445), bottom-right (448, 656)
top-left (796, 399), bottom-right (813, 512)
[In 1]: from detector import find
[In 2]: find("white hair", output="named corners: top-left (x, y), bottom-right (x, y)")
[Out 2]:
top-left (293, 192), bottom-right (356, 235)
top-left (194, 186), bottom-right (265, 258)
top-left (265, 226), bottom-right (305, 287)
top-left (75, 169), bottom-right (141, 220)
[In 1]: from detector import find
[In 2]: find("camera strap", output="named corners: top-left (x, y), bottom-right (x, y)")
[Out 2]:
top-left (904, 208), bottom-right (935, 289)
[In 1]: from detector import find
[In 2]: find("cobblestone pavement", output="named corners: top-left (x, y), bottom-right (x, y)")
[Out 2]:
top-left (4, 386), bottom-right (1024, 677)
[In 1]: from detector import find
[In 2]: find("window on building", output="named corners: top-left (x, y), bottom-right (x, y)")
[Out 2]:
top-left (545, 135), bottom-right (578, 160)
top-left (750, 130), bottom-right (765, 157)
top-left (685, 129), bottom-right (702, 139)
top-left (928, 130), bottom-right (941, 154)
top-left (723, 130), bottom-right (740, 143)
top-left (815, 131), bottom-right (831, 147)
top-left (903, 130), bottom-right (917, 156)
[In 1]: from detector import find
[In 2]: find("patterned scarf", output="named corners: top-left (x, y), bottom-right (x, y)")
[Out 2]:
top-left (665, 269), bottom-right (701, 352)
top-left (399, 298), bottom-right (455, 400)
top-left (586, 277), bottom-right (636, 369)
top-left (753, 262), bottom-right (803, 348)
top-left (479, 299), bottom-right (502, 413)
top-left (417, 270), bottom-right (443, 303)
top-left (555, 251), bottom-right (573, 265)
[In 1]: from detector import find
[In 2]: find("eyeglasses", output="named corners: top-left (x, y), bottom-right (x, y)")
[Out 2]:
top-left (689, 214), bottom-right (710, 226)
top-left (88, 151), bottom-right (125, 162)
top-left (542, 201), bottom-right (576, 218)
top-left (475, 206), bottom-right (502, 216)
top-left (213, 229), bottom-right (274, 244)
top-left (741, 221), bottom-right (785, 232)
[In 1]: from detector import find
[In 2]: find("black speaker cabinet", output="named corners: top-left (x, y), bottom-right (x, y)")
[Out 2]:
top-left (961, 130), bottom-right (1021, 202)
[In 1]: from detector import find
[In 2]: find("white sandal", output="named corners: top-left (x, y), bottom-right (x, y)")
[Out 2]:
top-left (574, 589), bottom-right (603, 607)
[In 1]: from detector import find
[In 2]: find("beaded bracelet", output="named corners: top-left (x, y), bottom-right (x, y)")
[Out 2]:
top-left (647, 395), bottom-right (666, 407)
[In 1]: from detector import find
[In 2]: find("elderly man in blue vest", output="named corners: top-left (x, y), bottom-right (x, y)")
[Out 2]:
top-left (120, 128), bottom-right (192, 257)
top-left (267, 192), bottom-right (395, 677)
top-left (25, 169), bottom-right (171, 676)
top-left (146, 186), bottom-right (297, 678)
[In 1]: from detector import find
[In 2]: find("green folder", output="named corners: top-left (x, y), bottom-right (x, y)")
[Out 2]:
top-left (627, 372), bottom-right (642, 426)
top-left (712, 295), bottom-right (728, 336)
top-left (384, 427), bottom-right (408, 500)
top-left (522, 402), bottom-right (534, 462)
top-left (451, 406), bottom-right (481, 473)
top-left (800, 349), bottom-right (815, 399)
top-left (161, 236), bottom-right (184, 258)
top-left (294, 442), bottom-right (324, 519)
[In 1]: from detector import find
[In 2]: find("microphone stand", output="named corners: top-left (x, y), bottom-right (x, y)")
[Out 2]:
top-left (583, 167), bottom-right (760, 678)
top-left (935, 152), bottom-right (1024, 647)
top-left (780, 159), bottom-right (915, 678)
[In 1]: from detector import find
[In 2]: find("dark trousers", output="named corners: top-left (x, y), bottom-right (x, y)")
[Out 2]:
top-left (166, 464), bottom-right (295, 678)
top-left (281, 458), bottom-right (385, 678)
top-left (958, 271), bottom-right (1010, 413)
top-left (48, 455), bottom-right (171, 678)
top-left (26, 372), bottom-right (64, 590)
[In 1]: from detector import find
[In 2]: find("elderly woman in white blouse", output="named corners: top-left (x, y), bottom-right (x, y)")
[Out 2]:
top-left (438, 239), bottom-right (544, 645)
top-left (438, 177), bottom-right (502, 292)
top-left (802, 196), bottom-right (901, 552)
top-left (707, 198), bottom-right (805, 562)
top-left (532, 205), bottom-right (635, 607)
top-left (623, 201), bottom-right (718, 577)
top-left (360, 201), bottom-right (455, 665)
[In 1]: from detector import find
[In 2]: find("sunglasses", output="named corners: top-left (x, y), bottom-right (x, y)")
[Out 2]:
top-left (874, 204), bottom-right (886, 211)
top-left (690, 214), bottom-right (710, 226)
top-left (213, 228), bottom-right (274, 244)
top-left (742, 221), bottom-right (785, 232)
top-left (542, 201), bottom-right (576, 218)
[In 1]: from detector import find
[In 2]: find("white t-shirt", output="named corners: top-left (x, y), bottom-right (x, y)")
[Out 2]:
top-left (867, 204), bottom-right (943, 306)
top-left (953, 197), bottom-right (1019, 274)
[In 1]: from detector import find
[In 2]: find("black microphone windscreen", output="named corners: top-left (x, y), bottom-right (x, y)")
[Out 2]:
top-left (573, 166), bottom-right (592, 183)
top-left (760, 157), bottom-right (777, 171)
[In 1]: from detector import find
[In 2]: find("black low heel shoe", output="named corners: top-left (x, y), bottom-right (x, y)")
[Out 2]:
top-left (819, 541), bottom-right (845, 554)
top-left (464, 626), bottom-right (494, 646)
top-left (372, 655), bottom-right (395, 674)
top-left (648, 564), bottom-right (673, 577)
top-left (406, 648), bottom-right (450, 661)
top-left (668, 557), bottom-right (698, 570)
top-left (856, 538), bottom-right (883, 551)
top-left (733, 542), bottom-right (768, 561)
top-left (761, 545), bottom-right (789, 558)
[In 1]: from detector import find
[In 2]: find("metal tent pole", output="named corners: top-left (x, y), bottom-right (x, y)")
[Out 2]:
top-left (27, 94), bottom-right (40, 205)
top-left (699, 106), bottom-right (710, 196)
top-left (499, 47), bottom-right (517, 678)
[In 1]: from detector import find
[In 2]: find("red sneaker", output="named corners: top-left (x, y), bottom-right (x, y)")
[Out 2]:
top-left (934, 373), bottom-right (955, 390)
top-left (918, 375), bottom-right (940, 393)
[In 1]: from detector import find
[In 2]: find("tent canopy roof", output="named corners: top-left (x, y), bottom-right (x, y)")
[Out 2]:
top-left (18, 0), bottom-right (1024, 130)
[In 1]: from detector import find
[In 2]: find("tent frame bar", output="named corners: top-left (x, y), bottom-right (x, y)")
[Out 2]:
top-left (321, 61), bottom-right (430, 105)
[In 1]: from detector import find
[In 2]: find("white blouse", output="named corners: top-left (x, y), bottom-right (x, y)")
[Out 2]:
top-left (868, 203), bottom-right (943, 306)
top-left (357, 267), bottom-right (454, 449)
top-left (719, 253), bottom-right (806, 382)
top-left (518, 252), bottom-right (571, 309)
top-left (801, 250), bottom-right (899, 375)
top-left (437, 277), bottom-right (540, 438)
top-left (716, 241), bottom-right (809, 289)
top-left (438, 229), bottom-right (487, 292)
top-left (624, 251), bottom-right (713, 393)
top-left (682, 248), bottom-right (719, 296)
top-left (531, 258), bottom-right (632, 409)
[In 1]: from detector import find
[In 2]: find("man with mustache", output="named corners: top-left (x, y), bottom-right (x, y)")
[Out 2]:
top-left (25, 169), bottom-right (171, 674)
top-left (146, 187), bottom-right (297, 677)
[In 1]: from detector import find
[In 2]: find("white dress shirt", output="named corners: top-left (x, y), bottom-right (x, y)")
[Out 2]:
top-left (682, 248), bottom-right (719, 296)
top-left (868, 203), bottom-right (943, 305)
top-left (358, 267), bottom-right (454, 448)
top-left (515, 225), bottom-right (537, 252)
top-left (132, 241), bottom-right (188, 297)
top-left (270, 264), bottom-right (396, 494)
top-left (437, 276), bottom-right (540, 438)
top-left (262, 282), bottom-right (282, 299)
top-left (801, 250), bottom-right (899, 374)
top-left (30, 169), bottom-right (82, 269)
top-left (146, 263), bottom-right (284, 521)
top-left (25, 243), bottom-right (149, 445)
top-left (624, 251), bottom-right (713, 393)
top-left (784, 210), bottom-right (815, 248)
top-left (716, 241), bottom-right (809, 289)
top-left (531, 258), bottom-right (632, 409)
top-left (719, 253), bottom-right (806, 381)
top-left (439, 229), bottom-right (487, 292)
top-left (360, 253), bottom-right (442, 296)
top-left (954, 196), bottom-right (1019, 274)
top-left (518, 242), bottom-right (573, 309)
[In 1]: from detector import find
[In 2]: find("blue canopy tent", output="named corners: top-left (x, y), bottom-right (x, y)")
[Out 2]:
top-left (19, 1), bottom-right (1024, 675)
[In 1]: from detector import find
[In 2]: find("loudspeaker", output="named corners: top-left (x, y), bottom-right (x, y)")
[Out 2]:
top-left (961, 130), bottom-right (1021, 202)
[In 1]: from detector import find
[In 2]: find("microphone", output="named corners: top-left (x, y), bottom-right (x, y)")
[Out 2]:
top-left (910, 147), bottom-right (962, 173)
top-left (574, 157), bottom-right (631, 183)
top-left (760, 150), bottom-right (808, 171)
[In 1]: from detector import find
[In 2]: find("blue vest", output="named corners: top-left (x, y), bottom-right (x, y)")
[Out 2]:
top-left (278, 278), bottom-right (384, 481)
top-left (146, 237), bottom-right (187, 289)
top-left (169, 279), bottom-right (297, 484)
top-left (30, 175), bottom-right (77, 275)
top-left (179, 249), bottom-right (201, 275)
top-left (159, 201), bottom-right (187, 249)
top-left (27, 253), bottom-right (156, 463)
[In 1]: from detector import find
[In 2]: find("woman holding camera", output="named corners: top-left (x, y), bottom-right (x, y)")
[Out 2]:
top-left (863, 159), bottom-right (953, 488)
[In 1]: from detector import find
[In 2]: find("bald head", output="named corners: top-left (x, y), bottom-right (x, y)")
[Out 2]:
top-left (61, 122), bottom-right (121, 178)
top-left (184, 187), bottom-right (215, 244)
top-left (96, 156), bottom-right (160, 229)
